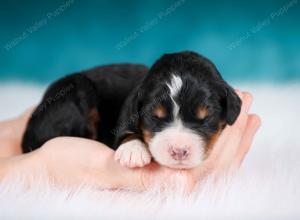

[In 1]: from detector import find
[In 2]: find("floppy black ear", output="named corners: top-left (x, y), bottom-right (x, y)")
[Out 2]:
top-left (221, 85), bottom-right (242, 125)
top-left (113, 85), bottom-right (143, 147)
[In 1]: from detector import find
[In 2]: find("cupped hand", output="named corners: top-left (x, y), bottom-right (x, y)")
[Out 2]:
top-left (27, 91), bottom-right (260, 191)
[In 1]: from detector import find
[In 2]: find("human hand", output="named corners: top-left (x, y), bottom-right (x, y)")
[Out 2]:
top-left (3, 91), bottom-right (259, 192)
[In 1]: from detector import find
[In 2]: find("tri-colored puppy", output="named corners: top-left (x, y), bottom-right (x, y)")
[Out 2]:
top-left (22, 51), bottom-right (241, 169)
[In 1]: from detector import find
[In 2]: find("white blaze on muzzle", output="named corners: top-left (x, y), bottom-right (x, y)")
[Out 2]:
top-left (149, 120), bottom-right (206, 169)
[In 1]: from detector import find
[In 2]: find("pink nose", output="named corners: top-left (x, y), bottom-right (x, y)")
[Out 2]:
top-left (169, 147), bottom-right (189, 160)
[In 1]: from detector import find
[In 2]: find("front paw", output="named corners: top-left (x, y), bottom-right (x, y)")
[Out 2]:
top-left (114, 139), bottom-right (151, 168)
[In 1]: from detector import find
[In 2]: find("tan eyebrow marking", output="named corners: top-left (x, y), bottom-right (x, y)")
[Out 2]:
top-left (196, 106), bottom-right (209, 119)
top-left (153, 105), bottom-right (167, 118)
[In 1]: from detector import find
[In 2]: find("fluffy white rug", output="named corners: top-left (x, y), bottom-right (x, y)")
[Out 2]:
top-left (0, 82), bottom-right (299, 220)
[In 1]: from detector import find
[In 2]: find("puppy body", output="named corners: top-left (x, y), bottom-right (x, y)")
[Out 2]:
top-left (22, 64), bottom-right (148, 152)
top-left (22, 51), bottom-right (241, 169)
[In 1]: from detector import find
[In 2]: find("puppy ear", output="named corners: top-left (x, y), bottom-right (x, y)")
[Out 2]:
top-left (220, 85), bottom-right (242, 125)
top-left (113, 85), bottom-right (143, 146)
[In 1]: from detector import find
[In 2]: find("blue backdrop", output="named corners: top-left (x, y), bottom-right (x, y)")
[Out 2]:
top-left (0, 0), bottom-right (299, 83)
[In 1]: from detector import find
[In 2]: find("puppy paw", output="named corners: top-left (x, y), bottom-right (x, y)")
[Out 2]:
top-left (115, 139), bottom-right (151, 168)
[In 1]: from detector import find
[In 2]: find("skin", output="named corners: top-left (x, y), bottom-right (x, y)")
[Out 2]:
top-left (0, 91), bottom-right (261, 192)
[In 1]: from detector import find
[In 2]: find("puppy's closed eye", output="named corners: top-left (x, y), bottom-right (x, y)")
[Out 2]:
top-left (195, 106), bottom-right (209, 119)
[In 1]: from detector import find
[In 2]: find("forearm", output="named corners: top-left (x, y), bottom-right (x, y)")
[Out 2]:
top-left (0, 152), bottom-right (38, 181)
top-left (1, 135), bottom-right (144, 190)
top-left (37, 137), bottom-right (145, 190)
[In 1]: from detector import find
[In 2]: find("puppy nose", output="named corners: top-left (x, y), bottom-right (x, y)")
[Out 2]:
top-left (169, 147), bottom-right (189, 160)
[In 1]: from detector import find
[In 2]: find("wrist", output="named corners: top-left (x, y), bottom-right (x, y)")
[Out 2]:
top-left (107, 157), bottom-right (145, 190)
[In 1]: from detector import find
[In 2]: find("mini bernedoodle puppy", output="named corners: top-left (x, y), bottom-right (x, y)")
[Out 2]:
top-left (22, 51), bottom-right (241, 169)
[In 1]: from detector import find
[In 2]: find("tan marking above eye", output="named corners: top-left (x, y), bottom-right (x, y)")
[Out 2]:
top-left (153, 105), bottom-right (167, 118)
top-left (195, 106), bottom-right (209, 119)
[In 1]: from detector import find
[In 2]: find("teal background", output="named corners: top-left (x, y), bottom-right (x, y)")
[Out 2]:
top-left (0, 0), bottom-right (299, 83)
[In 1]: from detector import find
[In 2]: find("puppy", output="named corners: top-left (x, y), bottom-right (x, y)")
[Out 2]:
top-left (22, 51), bottom-right (241, 169)
top-left (114, 51), bottom-right (241, 169)
top-left (22, 64), bottom-right (148, 151)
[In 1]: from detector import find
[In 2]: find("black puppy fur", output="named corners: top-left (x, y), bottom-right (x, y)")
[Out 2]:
top-left (22, 64), bottom-right (148, 152)
top-left (22, 51), bottom-right (241, 154)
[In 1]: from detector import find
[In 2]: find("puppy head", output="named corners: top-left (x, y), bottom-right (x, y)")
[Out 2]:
top-left (116, 51), bottom-right (241, 169)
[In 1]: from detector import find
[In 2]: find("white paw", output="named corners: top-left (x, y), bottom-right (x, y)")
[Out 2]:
top-left (115, 139), bottom-right (151, 168)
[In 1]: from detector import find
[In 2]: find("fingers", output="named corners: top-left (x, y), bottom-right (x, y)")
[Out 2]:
top-left (210, 91), bottom-right (253, 160)
top-left (208, 125), bottom-right (231, 159)
top-left (187, 91), bottom-right (260, 191)
top-left (233, 114), bottom-right (261, 166)
top-left (234, 91), bottom-right (253, 131)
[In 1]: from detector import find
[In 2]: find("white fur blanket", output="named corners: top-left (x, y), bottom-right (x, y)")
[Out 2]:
top-left (0, 83), bottom-right (299, 220)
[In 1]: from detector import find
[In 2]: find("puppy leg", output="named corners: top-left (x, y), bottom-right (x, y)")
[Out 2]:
top-left (115, 139), bottom-right (151, 168)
